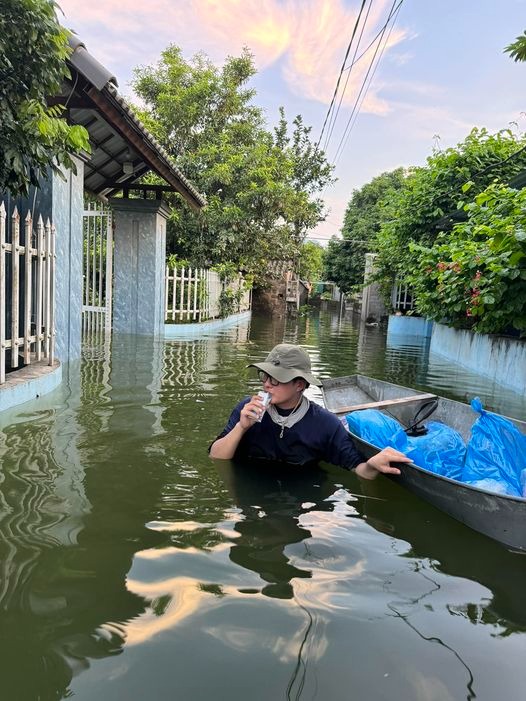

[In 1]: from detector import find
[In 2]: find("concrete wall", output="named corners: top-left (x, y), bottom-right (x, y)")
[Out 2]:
top-left (165, 311), bottom-right (251, 339)
top-left (252, 261), bottom-right (290, 316)
top-left (361, 253), bottom-right (388, 322)
top-left (387, 315), bottom-right (434, 338)
top-left (430, 323), bottom-right (526, 393)
top-left (51, 161), bottom-right (85, 363)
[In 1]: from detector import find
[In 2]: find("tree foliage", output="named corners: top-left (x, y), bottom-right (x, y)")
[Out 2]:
top-left (324, 168), bottom-right (405, 292)
top-left (132, 46), bottom-right (333, 283)
top-left (298, 241), bottom-right (325, 283)
top-left (0, 0), bottom-right (90, 196)
top-left (407, 183), bottom-right (526, 335)
top-left (375, 127), bottom-right (526, 284)
top-left (505, 31), bottom-right (526, 62)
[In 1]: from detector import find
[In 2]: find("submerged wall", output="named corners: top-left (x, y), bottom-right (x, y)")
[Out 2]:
top-left (387, 315), bottom-right (434, 338)
top-left (430, 323), bottom-right (526, 393)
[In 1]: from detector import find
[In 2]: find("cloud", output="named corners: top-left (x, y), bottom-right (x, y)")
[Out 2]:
top-left (282, 0), bottom-right (409, 114)
top-left (59, 0), bottom-right (410, 113)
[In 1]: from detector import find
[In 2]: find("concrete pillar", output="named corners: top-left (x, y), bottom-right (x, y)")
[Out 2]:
top-left (110, 199), bottom-right (169, 337)
top-left (361, 253), bottom-right (388, 323)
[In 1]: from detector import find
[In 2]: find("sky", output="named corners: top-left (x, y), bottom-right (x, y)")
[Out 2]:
top-left (58, 0), bottom-right (526, 243)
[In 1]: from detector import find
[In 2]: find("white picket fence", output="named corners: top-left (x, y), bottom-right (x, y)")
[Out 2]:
top-left (165, 266), bottom-right (251, 322)
top-left (0, 202), bottom-right (55, 384)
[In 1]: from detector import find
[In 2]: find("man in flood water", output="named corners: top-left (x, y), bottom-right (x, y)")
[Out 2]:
top-left (210, 343), bottom-right (409, 478)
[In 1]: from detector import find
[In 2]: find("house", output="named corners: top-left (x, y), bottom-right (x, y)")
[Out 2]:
top-left (0, 36), bottom-right (205, 412)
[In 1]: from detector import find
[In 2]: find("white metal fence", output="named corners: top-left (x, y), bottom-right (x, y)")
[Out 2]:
top-left (82, 202), bottom-right (113, 336)
top-left (165, 267), bottom-right (251, 323)
top-left (391, 281), bottom-right (415, 312)
top-left (0, 202), bottom-right (55, 384)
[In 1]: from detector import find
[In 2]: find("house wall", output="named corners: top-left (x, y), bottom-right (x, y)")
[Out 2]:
top-left (33, 159), bottom-right (85, 363)
top-left (252, 261), bottom-right (292, 316)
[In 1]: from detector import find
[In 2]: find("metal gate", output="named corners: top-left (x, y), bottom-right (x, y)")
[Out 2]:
top-left (82, 202), bottom-right (113, 336)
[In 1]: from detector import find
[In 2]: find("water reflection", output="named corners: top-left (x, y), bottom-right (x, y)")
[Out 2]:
top-left (0, 311), bottom-right (525, 701)
top-left (0, 334), bottom-right (174, 700)
top-left (216, 461), bottom-right (339, 599)
top-left (357, 476), bottom-right (526, 634)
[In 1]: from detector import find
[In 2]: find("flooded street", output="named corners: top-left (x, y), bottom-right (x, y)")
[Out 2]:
top-left (1, 310), bottom-right (525, 701)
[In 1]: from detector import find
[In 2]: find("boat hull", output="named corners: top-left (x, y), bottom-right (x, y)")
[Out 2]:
top-left (322, 375), bottom-right (526, 552)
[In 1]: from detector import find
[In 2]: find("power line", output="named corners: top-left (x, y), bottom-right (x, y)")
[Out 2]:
top-left (342, 0), bottom-right (404, 74)
top-left (323, 0), bottom-right (405, 156)
top-left (316, 0), bottom-right (368, 152)
top-left (322, 0), bottom-right (374, 153)
top-left (332, 0), bottom-right (403, 166)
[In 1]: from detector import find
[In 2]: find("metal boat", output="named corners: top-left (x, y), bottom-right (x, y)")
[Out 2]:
top-left (321, 374), bottom-right (526, 552)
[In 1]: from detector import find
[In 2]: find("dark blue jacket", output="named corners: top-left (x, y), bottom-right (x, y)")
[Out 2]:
top-left (216, 398), bottom-right (364, 469)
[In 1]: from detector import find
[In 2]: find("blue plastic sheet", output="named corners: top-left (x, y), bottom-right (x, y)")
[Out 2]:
top-left (345, 401), bottom-right (526, 498)
top-left (391, 421), bottom-right (466, 479)
top-left (345, 409), bottom-right (402, 449)
top-left (346, 410), bottom-right (465, 477)
top-left (461, 397), bottom-right (526, 498)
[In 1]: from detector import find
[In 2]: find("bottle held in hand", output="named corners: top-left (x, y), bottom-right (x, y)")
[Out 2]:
top-left (257, 391), bottom-right (271, 422)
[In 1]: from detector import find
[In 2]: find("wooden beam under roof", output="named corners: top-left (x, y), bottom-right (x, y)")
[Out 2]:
top-left (85, 86), bottom-right (204, 212)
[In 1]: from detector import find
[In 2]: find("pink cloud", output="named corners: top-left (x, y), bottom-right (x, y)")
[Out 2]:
top-left (59, 0), bottom-right (410, 113)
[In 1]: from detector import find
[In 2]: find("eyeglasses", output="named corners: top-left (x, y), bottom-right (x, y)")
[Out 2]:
top-left (258, 370), bottom-right (281, 386)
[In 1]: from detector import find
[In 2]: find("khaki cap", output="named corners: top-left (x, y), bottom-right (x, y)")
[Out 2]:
top-left (248, 343), bottom-right (322, 386)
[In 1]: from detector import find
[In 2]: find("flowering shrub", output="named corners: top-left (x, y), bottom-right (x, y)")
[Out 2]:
top-left (407, 183), bottom-right (526, 335)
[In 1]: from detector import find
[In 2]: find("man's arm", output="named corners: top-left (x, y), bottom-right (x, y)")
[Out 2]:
top-left (209, 421), bottom-right (249, 459)
top-left (209, 394), bottom-right (266, 459)
top-left (354, 447), bottom-right (412, 480)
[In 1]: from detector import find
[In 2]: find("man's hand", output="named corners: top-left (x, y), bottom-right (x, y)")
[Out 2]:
top-left (355, 447), bottom-right (412, 480)
top-left (239, 394), bottom-right (267, 429)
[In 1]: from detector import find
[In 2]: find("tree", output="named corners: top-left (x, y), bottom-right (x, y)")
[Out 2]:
top-left (375, 127), bottom-right (526, 286)
top-left (0, 0), bottom-right (90, 196)
top-left (323, 168), bottom-right (405, 292)
top-left (273, 109), bottom-right (335, 246)
top-left (298, 241), bottom-right (325, 283)
top-left (132, 47), bottom-right (333, 283)
top-left (406, 183), bottom-right (526, 335)
top-left (505, 31), bottom-right (526, 62)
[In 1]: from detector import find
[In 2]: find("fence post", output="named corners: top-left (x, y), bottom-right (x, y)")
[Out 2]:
top-left (44, 218), bottom-right (51, 359)
top-left (0, 202), bottom-right (5, 383)
top-left (23, 211), bottom-right (33, 364)
top-left (35, 216), bottom-right (44, 361)
top-left (172, 268), bottom-right (178, 321)
top-left (11, 208), bottom-right (20, 368)
top-left (49, 222), bottom-right (56, 366)
top-left (105, 210), bottom-right (113, 334)
top-left (179, 266), bottom-right (185, 321)
top-left (193, 267), bottom-right (198, 320)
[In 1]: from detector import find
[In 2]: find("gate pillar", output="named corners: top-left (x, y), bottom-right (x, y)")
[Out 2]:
top-left (110, 199), bottom-right (169, 337)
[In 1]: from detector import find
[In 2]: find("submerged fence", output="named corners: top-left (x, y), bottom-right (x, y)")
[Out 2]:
top-left (165, 266), bottom-right (251, 323)
top-left (0, 202), bottom-right (55, 384)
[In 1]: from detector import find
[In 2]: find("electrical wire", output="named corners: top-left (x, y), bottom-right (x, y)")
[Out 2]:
top-left (316, 0), bottom-right (368, 152)
top-left (322, 0), bottom-right (405, 158)
top-left (332, 0), bottom-right (403, 166)
top-left (342, 0), bottom-right (404, 74)
top-left (322, 0), bottom-right (374, 153)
